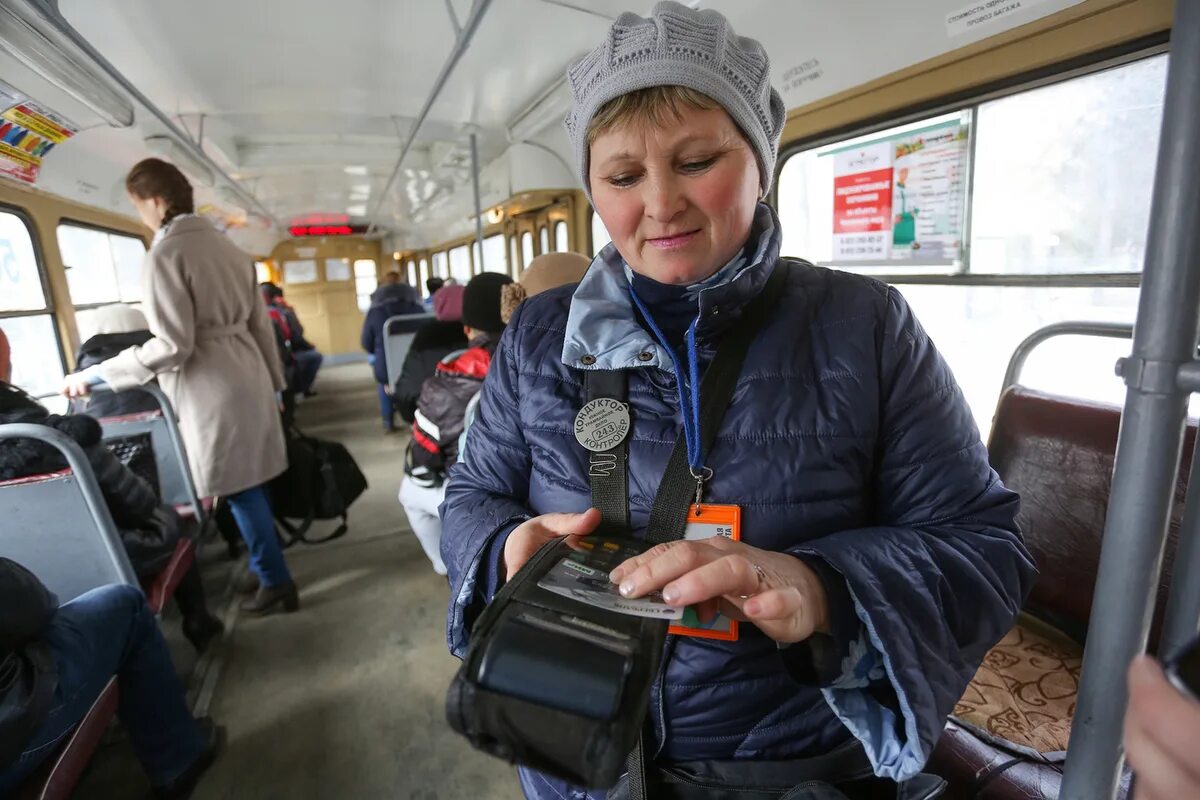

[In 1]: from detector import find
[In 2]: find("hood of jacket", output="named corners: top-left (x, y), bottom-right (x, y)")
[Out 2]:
top-left (370, 282), bottom-right (422, 310)
top-left (76, 330), bottom-right (154, 371)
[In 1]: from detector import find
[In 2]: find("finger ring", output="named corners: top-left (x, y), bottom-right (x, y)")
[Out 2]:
top-left (739, 562), bottom-right (768, 599)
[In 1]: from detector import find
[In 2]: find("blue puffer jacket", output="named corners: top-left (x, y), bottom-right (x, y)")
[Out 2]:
top-left (441, 204), bottom-right (1035, 795)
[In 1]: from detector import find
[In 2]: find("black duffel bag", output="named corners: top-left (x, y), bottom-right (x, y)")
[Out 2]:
top-left (270, 423), bottom-right (367, 545)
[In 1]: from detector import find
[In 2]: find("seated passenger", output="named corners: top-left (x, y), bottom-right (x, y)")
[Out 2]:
top-left (361, 275), bottom-right (425, 434)
top-left (423, 277), bottom-right (445, 311)
top-left (400, 272), bottom-right (510, 575)
top-left (260, 283), bottom-right (322, 397)
top-left (393, 284), bottom-right (467, 424)
top-left (71, 304), bottom-right (158, 419)
top-left (0, 558), bottom-right (222, 799)
top-left (0, 381), bottom-right (224, 652)
top-left (440, 4), bottom-right (1035, 798)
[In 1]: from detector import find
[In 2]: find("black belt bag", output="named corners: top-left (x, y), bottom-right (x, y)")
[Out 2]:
top-left (445, 264), bottom-right (790, 790)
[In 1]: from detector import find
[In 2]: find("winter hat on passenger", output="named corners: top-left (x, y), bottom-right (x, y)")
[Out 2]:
top-left (90, 303), bottom-right (149, 335)
top-left (564, 0), bottom-right (786, 199)
top-left (500, 252), bottom-right (590, 324)
top-left (461, 273), bottom-right (513, 334)
top-left (433, 284), bottom-right (465, 322)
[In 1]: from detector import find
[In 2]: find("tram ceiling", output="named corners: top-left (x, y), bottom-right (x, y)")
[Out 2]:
top-left (43, 0), bottom-right (1105, 235)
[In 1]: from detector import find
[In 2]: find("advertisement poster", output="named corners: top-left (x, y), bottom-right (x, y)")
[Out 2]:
top-left (830, 121), bottom-right (969, 264)
top-left (0, 82), bottom-right (77, 185)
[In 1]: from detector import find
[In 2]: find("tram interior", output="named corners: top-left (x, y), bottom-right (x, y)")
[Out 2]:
top-left (0, 0), bottom-right (1195, 798)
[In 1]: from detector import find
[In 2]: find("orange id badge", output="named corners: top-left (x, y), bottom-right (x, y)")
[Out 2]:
top-left (668, 503), bottom-right (742, 641)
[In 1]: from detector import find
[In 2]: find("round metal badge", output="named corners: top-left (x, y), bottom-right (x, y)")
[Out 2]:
top-left (574, 398), bottom-right (631, 452)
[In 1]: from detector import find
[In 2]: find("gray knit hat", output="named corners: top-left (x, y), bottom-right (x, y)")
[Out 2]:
top-left (564, 1), bottom-right (786, 200)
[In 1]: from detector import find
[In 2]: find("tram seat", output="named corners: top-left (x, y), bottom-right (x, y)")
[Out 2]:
top-left (383, 312), bottom-right (434, 389)
top-left (15, 678), bottom-right (119, 800)
top-left (97, 408), bottom-right (209, 526)
top-left (929, 386), bottom-right (1192, 799)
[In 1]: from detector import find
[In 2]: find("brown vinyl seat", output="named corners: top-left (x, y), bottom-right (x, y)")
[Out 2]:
top-left (928, 386), bottom-right (1192, 799)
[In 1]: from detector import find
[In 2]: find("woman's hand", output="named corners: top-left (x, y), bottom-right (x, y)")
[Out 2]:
top-left (60, 373), bottom-right (93, 398)
top-left (609, 538), bottom-right (830, 644)
top-left (503, 508), bottom-right (602, 580)
top-left (1125, 655), bottom-right (1200, 800)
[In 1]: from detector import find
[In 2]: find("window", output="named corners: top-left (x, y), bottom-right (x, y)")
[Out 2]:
top-left (354, 259), bottom-right (377, 312)
top-left (420, 258), bottom-right (430, 289)
top-left (554, 221), bottom-right (569, 252)
top-left (591, 210), bottom-right (611, 256)
top-left (432, 250), bottom-right (448, 278)
top-left (776, 55), bottom-right (1169, 275)
top-left (480, 234), bottom-right (506, 273)
top-left (326, 258), bottom-right (352, 282)
top-left (448, 245), bottom-right (471, 283)
top-left (283, 260), bottom-right (318, 284)
top-left (521, 232), bottom-right (534, 271)
top-left (57, 223), bottom-right (146, 308)
top-left (1, 209), bottom-right (64, 396)
top-left (539, 226), bottom-right (550, 256)
top-left (970, 55), bottom-right (1168, 274)
top-left (255, 261), bottom-right (272, 283)
top-left (408, 260), bottom-right (418, 286)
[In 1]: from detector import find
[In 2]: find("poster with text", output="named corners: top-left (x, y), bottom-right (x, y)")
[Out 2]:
top-left (889, 122), bottom-right (969, 261)
top-left (832, 142), bottom-right (893, 261)
top-left (0, 82), bottom-right (77, 185)
top-left (829, 121), bottom-right (968, 265)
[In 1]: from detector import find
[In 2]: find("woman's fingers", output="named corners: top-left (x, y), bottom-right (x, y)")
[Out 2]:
top-left (539, 507), bottom-right (603, 538)
top-left (503, 508), bottom-right (603, 579)
top-left (616, 542), bottom-right (716, 599)
top-left (610, 536), bottom-right (738, 584)
top-left (659, 553), bottom-right (763, 607)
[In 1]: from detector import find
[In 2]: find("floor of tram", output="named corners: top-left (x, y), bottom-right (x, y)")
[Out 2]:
top-left (76, 363), bottom-right (524, 799)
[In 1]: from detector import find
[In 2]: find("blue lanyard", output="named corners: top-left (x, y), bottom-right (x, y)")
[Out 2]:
top-left (628, 285), bottom-right (704, 474)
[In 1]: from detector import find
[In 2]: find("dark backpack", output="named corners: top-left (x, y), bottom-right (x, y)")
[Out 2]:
top-left (270, 424), bottom-right (367, 545)
top-left (405, 345), bottom-right (492, 486)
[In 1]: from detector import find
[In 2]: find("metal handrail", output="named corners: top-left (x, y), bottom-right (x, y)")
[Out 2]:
top-left (0, 422), bottom-right (138, 588)
top-left (1001, 321), bottom-right (1134, 393)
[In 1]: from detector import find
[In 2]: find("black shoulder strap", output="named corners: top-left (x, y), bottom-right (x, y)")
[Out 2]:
top-left (645, 261), bottom-right (790, 544)
top-left (584, 369), bottom-right (630, 536)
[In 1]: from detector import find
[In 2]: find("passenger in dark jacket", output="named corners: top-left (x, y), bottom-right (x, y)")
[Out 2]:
top-left (400, 273), bottom-right (510, 575)
top-left (0, 381), bottom-right (223, 652)
top-left (441, 5), bottom-right (1035, 798)
top-left (361, 278), bottom-right (426, 432)
top-left (0, 558), bottom-right (222, 798)
top-left (70, 304), bottom-right (157, 418)
top-left (393, 284), bottom-right (467, 424)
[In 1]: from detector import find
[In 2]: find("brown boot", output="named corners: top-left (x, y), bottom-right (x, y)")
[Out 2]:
top-left (234, 570), bottom-right (259, 596)
top-left (239, 581), bottom-right (299, 616)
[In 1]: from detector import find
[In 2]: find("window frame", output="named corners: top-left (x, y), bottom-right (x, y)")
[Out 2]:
top-left (55, 217), bottom-right (149, 315)
top-left (772, 42), bottom-right (1167, 289)
top-left (0, 203), bottom-right (68, 384)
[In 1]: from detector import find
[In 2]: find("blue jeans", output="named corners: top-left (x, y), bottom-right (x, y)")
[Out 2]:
top-left (292, 349), bottom-right (323, 395)
top-left (377, 383), bottom-right (396, 431)
top-left (0, 585), bottom-right (204, 793)
top-left (227, 484), bottom-right (292, 587)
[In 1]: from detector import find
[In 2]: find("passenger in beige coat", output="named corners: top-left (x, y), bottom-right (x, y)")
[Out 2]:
top-left (62, 158), bottom-right (299, 616)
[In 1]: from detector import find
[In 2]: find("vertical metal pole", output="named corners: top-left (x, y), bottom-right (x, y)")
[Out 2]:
top-left (1061, 3), bottom-right (1200, 797)
top-left (1161, 428), bottom-right (1200, 659)
top-left (470, 132), bottom-right (485, 273)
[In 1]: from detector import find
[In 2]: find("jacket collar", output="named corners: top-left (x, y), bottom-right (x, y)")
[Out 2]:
top-left (561, 202), bottom-right (781, 371)
top-left (153, 213), bottom-right (207, 246)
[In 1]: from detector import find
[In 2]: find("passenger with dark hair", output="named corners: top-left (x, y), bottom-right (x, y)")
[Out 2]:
top-left (399, 272), bottom-right (510, 575)
top-left (60, 157), bottom-right (299, 616)
top-left (0, 380), bottom-right (223, 652)
top-left (0, 558), bottom-right (222, 799)
top-left (259, 282), bottom-right (323, 398)
top-left (423, 276), bottom-right (445, 311)
top-left (361, 279), bottom-right (425, 433)
top-left (393, 283), bottom-right (467, 424)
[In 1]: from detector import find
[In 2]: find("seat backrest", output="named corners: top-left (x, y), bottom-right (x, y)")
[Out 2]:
top-left (0, 471), bottom-right (138, 614)
top-left (384, 313), bottom-right (434, 388)
top-left (988, 386), bottom-right (1192, 646)
top-left (98, 411), bottom-right (185, 506)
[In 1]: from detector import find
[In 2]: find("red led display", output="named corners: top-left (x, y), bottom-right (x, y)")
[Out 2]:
top-left (289, 225), bottom-right (356, 236)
